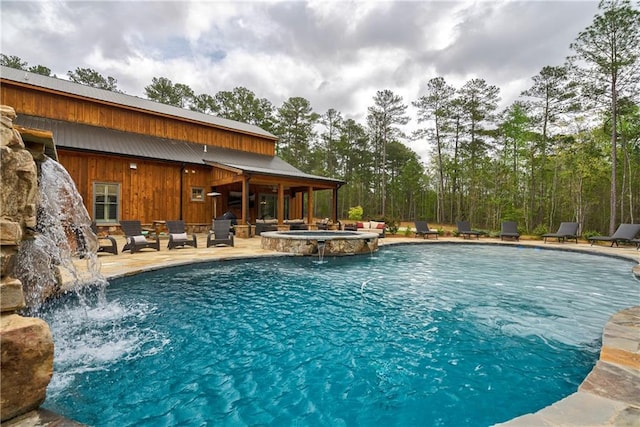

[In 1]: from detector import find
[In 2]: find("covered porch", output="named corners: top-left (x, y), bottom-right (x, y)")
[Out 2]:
top-left (206, 160), bottom-right (344, 237)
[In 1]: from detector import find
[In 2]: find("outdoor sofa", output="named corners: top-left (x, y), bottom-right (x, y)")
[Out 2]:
top-left (355, 220), bottom-right (386, 237)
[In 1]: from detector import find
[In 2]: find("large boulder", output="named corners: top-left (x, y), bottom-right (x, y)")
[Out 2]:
top-left (0, 314), bottom-right (54, 421)
top-left (0, 105), bottom-right (54, 423)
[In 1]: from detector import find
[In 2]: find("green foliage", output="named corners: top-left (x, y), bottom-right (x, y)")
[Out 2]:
top-left (532, 224), bottom-right (549, 237)
top-left (385, 220), bottom-right (399, 235)
top-left (68, 67), bottom-right (119, 91)
top-left (145, 76), bottom-right (193, 107)
top-left (1, 54), bottom-right (51, 76)
top-left (403, 226), bottom-right (412, 237)
top-left (347, 206), bottom-right (363, 221)
top-left (569, 0), bottom-right (640, 232)
top-left (366, 90), bottom-right (410, 216)
top-left (582, 230), bottom-right (601, 239)
top-left (0, 54), bottom-right (27, 69)
top-left (209, 87), bottom-right (275, 132)
top-left (275, 97), bottom-right (319, 169)
top-left (27, 65), bottom-right (51, 76)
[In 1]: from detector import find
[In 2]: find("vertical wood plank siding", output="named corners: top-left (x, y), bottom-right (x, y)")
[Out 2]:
top-left (1, 82), bottom-right (348, 227)
top-left (1, 84), bottom-right (276, 156)
top-left (57, 150), bottom-right (213, 225)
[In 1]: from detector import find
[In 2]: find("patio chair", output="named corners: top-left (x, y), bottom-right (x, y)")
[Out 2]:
top-left (542, 222), bottom-right (579, 243)
top-left (166, 220), bottom-right (197, 249)
top-left (207, 219), bottom-right (234, 247)
top-left (456, 221), bottom-right (481, 239)
top-left (255, 220), bottom-right (278, 235)
top-left (500, 221), bottom-right (520, 241)
top-left (414, 221), bottom-right (438, 239)
top-left (588, 223), bottom-right (640, 247)
top-left (91, 222), bottom-right (118, 255)
top-left (632, 239), bottom-right (640, 250)
top-left (120, 220), bottom-right (160, 253)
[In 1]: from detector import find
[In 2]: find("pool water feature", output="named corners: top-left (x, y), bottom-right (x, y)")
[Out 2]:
top-left (261, 230), bottom-right (379, 256)
top-left (41, 245), bottom-right (639, 426)
top-left (12, 156), bottom-right (105, 312)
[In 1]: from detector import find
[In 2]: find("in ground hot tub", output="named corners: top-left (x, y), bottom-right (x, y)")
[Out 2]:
top-left (260, 230), bottom-right (379, 256)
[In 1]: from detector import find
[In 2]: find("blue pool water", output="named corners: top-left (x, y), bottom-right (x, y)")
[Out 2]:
top-left (41, 245), bottom-right (639, 426)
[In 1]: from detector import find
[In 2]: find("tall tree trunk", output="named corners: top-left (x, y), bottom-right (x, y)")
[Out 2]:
top-left (609, 80), bottom-right (617, 235)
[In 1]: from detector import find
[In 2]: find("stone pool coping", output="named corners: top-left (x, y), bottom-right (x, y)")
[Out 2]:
top-left (11, 236), bottom-right (640, 427)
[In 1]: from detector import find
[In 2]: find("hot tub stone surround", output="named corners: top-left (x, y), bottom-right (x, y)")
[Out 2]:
top-left (260, 231), bottom-right (379, 256)
top-left (0, 105), bottom-right (55, 422)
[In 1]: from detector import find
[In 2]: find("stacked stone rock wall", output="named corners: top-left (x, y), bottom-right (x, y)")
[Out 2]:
top-left (0, 105), bottom-right (54, 422)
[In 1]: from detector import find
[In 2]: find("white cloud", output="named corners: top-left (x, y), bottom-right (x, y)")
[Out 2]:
top-left (1, 0), bottom-right (601, 163)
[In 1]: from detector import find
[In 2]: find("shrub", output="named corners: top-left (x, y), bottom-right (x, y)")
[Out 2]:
top-left (403, 226), bottom-right (412, 237)
top-left (348, 206), bottom-right (363, 221)
top-left (386, 221), bottom-right (399, 235)
top-left (582, 230), bottom-right (600, 240)
top-left (532, 224), bottom-right (548, 237)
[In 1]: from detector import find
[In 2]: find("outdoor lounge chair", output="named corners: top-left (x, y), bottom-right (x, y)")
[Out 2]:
top-left (456, 221), bottom-right (480, 239)
top-left (120, 220), bottom-right (160, 253)
top-left (542, 222), bottom-right (579, 243)
top-left (588, 223), bottom-right (640, 247)
top-left (91, 222), bottom-right (118, 255)
top-left (632, 239), bottom-right (640, 250)
top-left (414, 221), bottom-right (438, 239)
top-left (500, 221), bottom-right (520, 241)
top-left (207, 219), bottom-right (234, 247)
top-left (166, 220), bottom-right (197, 249)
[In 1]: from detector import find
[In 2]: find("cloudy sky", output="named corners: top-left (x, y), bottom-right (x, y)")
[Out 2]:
top-left (2, 0), bottom-right (600, 160)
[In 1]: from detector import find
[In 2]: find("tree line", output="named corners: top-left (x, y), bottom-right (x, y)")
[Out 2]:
top-left (3, 0), bottom-right (638, 235)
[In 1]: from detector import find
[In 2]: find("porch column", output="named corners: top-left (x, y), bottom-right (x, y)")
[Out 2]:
top-left (235, 177), bottom-right (252, 238)
top-left (240, 177), bottom-right (250, 225)
top-left (277, 184), bottom-right (285, 224)
top-left (333, 187), bottom-right (339, 223)
top-left (306, 186), bottom-right (314, 226)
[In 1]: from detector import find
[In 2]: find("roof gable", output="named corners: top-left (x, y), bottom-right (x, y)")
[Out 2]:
top-left (1, 65), bottom-right (276, 140)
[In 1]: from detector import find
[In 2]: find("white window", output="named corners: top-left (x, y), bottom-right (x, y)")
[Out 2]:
top-left (93, 183), bottom-right (120, 223)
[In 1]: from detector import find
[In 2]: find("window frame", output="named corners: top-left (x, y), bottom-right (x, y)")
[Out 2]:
top-left (191, 187), bottom-right (205, 202)
top-left (93, 182), bottom-right (120, 224)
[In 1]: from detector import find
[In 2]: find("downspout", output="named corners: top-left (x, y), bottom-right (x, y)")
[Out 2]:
top-left (179, 163), bottom-right (185, 220)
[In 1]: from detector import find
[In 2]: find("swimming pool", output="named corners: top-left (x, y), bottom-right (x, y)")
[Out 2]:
top-left (41, 245), bottom-right (639, 426)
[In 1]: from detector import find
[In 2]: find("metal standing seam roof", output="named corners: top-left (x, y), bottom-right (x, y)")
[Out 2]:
top-left (0, 65), bottom-right (277, 140)
top-left (14, 115), bottom-right (344, 185)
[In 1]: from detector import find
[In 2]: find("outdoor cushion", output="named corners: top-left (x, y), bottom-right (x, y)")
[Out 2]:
top-left (172, 232), bottom-right (188, 241)
top-left (131, 235), bottom-right (147, 244)
top-left (284, 220), bottom-right (304, 225)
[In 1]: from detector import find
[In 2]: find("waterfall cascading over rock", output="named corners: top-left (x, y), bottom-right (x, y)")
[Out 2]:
top-left (12, 156), bottom-right (107, 313)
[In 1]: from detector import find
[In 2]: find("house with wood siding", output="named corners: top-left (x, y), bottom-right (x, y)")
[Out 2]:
top-left (1, 66), bottom-right (344, 237)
